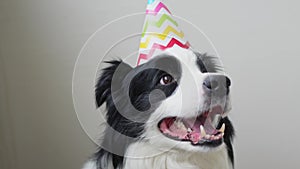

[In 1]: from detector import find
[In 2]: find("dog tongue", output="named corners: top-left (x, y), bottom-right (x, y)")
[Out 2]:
top-left (168, 123), bottom-right (188, 139)
top-left (160, 118), bottom-right (188, 139)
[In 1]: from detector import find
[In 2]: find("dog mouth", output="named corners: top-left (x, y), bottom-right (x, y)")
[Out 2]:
top-left (158, 106), bottom-right (225, 147)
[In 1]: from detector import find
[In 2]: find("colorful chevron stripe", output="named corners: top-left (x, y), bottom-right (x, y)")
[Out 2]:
top-left (140, 26), bottom-right (185, 48)
top-left (141, 14), bottom-right (178, 37)
top-left (138, 38), bottom-right (191, 65)
top-left (137, 0), bottom-right (191, 65)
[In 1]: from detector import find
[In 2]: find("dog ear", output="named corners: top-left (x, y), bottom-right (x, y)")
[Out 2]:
top-left (95, 60), bottom-right (132, 108)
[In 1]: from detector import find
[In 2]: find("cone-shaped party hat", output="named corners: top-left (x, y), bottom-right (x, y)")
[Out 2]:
top-left (137, 0), bottom-right (191, 65)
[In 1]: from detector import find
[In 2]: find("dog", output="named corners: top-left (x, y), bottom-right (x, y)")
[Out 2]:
top-left (83, 46), bottom-right (234, 169)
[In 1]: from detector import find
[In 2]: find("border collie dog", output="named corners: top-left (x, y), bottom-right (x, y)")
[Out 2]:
top-left (83, 46), bottom-right (234, 169)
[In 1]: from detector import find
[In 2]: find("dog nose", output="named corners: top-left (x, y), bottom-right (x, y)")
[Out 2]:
top-left (203, 75), bottom-right (231, 96)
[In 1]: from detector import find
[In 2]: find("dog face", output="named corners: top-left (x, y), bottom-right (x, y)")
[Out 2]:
top-left (95, 46), bottom-right (234, 162)
top-left (139, 47), bottom-right (232, 153)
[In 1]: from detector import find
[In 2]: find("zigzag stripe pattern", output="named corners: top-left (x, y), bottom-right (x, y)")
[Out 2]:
top-left (140, 26), bottom-right (184, 48)
top-left (141, 14), bottom-right (178, 37)
top-left (137, 38), bottom-right (191, 65)
top-left (137, 0), bottom-right (191, 65)
top-left (146, 2), bottom-right (171, 15)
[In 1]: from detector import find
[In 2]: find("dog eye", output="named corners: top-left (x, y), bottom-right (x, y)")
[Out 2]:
top-left (160, 75), bottom-right (174, 85)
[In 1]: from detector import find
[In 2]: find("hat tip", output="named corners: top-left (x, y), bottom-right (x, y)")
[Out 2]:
top-left (148, 0), bottom-right (155, 4)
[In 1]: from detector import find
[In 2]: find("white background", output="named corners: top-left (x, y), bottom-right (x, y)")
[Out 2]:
top-left (1, 0), bottom-right (300, 169)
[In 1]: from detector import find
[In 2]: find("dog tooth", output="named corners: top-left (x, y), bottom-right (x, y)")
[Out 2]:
top-left (219, 123), bottom-right (225, 133)
top-left (200, 125), bottom-right (207, 137)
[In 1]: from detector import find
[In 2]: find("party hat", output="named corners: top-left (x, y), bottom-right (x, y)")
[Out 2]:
top-left (137, 0), bottom-right (191, 65)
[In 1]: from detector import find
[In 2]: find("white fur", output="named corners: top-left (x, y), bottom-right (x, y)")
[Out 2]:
top-left (83, 155), bottom-right (114, 169)
top-left (82, 160), bottom-right (97, 169)
top-left (83, 144), bottom-right (232, 169)
top-left (124, 141), bottom-right (233, 169)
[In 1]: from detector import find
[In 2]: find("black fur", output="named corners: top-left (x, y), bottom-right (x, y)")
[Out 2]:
top-left (219, 117), bottom-right (235, 166)
top-left (194, 52), bottom-right (223, 73)
top-left (95, 60), bottom-right (126, 169)
top-left (94, 56), bottom-right (182, 169)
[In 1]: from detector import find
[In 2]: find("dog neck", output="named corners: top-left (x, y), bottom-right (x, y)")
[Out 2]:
top-left (123, 141), bottom-right (233, 169)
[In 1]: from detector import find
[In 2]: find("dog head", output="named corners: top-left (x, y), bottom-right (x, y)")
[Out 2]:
top-left (96, 46), bottom-right (234, 156)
